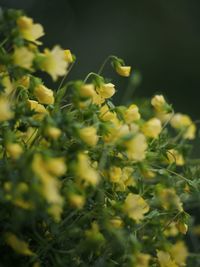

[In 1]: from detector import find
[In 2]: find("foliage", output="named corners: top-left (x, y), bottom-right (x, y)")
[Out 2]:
top-left (0, 8), bottom-right (200, 267)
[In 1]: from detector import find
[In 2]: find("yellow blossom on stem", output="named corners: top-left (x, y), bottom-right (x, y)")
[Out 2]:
top-left (17, 16), bottom-right (44, 44)
top-left (6, 143), bottom-right (23, 159)
top-left (169, 241), bottom-right (188, 267)
top-left (157, 250), bottom-right (178, 267)
top-left (34, 84), bottom-right (54, 105)
top-left (16, 75), bottom-right (30, 89)
top-left (124, 104), bottom-right (140, 123)
top-left (141, 118), bottom-right (162, 138)
top-left (116, 65), bottom-right (131, 77)
top-left (123, 193), bottom-right (149, 223)
top-left (125, 133), bottom-right (147, 161)
top-left (64, 49), bottom-right (73, 63)
top-left (40, 46), bottom-right (68, 81)
top-left (151, 95), bottom-right (167, 112)
top-left (45, 126), bottom-right (61, 140)
top-left (76, 153), bottom-right (99, 186)
top-left (0, 97), bottom-right (14, 121)
top-left (170, 113), bottom-right (196, 140)
top-left (158, 188), bottom-right (183, 211)
top-left (96, 83), bottom-right (115, 99)
top-left (13, 47), bottom-right (34, 70)
top-left (79, 83), bottom-right (96, 98)
top-left (167, 149), bottom-right (185, 166)
top-left (5, 233), bottom-right (35, 256)
top-left (135, 252), bottom-right (151, 267)
top-left (79, 126), bottom-right (99, 146)
top-left (69, 193), bottom-right (85, 209)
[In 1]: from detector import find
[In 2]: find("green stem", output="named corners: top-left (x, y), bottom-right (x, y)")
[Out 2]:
top-left (97, 55), bottom-right (117, 75)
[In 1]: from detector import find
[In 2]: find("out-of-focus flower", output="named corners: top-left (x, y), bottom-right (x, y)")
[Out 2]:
top-left (79, 84), bottom-right (96, 98)
top-left (45, 126), bottom-right (61, 140)
top-left (6, 143), bottom-right (23, 159)
top-left (135, 252), bottom-right (151, 267)
top-left (166, 149), bottom-right (185, 166)
top-left (34, 84), bottom-right (54, 105)
top-left (64, 49), bottom-right (73, 63)
top-left (17, 16), bottom-right (44, 44)
top-left (40, 46), bottom-right (68, 81)
top-left (170, 113), bottom-right (196, 140)
top-left (123, 193), bottom-right (149, 222)
top-left (124, 104), bottom-right (140, 123)
top-left (5, 233), bottom-right (35, 256)
top-left (157, 250), bottom-right (178, 267)
top-left (76, 153), bottom-right (99, 186)
top-left (79, 126), bottom-right (99, 146)
top-left (0, 97), bottom-right (14, 121)
top-left (158, 188), bottom-right (183, 211)
top-left (169, 242), bottom-right (188, 267)
top-left (141, 118), bottom-right (162, 138)
top-left (69, 193), bottom-right (85, 209)
top-left (13, 47), bottom-right (34, 70)
top-left (125, 133), bottom-right (147, 161)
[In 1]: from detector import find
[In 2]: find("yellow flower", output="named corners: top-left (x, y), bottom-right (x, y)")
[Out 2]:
top-left (109, 217), bottom-right (123, 228)
top-left (13, 47), bottom-right (34, 69)
top-left (45, 126), bottom-right (61, 140)
top-left (0, 97), bottom-right (14, 121)
top-left (6, 143), bottom-right (23, 159)
top-left (141, 118), bottom-right (162, 138)
top-left (44, 157), bottom-right (67, 177)
top-left (96, 83), bottom-right (115, 99)
top-left (167, 149), bottom-right (185, 166)
top-left (79, 84), bottom-right (96, 98)
top-left (176, 222), bottom-right (188, 235)
top-left (34, 84), bottom-right (54, 105)
top-left (124, 104), bottom-right (140, 123)
top-left (76, 153), bottom-right (100, 186)
top-left (40, 46), bottom-right (68, 81)
top-left (64, 49), bottom-right (73, 63)
top-left (157, 250), bottom-right (178, 267)
top-left (69, 193), bottom-right (85, 209)
top-left (100, 104), bottom-right (118, 122)
top-left (1, 75), bottom-right (14, 95)
top-left (151, 95), bottom-right (167, 112)
top-left (5, 233), bottom-right (35, 256)
top-left (27, 99), bottom-right (48, 120)
top-left (79, 126), bottom-right (99, 146)
top-left (125, 133), bottom-right (147, 161)
top-left (116, 65), bottom-right (131, 77)
top-left (159, 188), bottom-right (183, 211)
top-left (109, 166), bottom-right (122, 183)
top-left (16, 75), bottom-right (30, 89)
top-left (32, 154), bottom-right (64, 221)
top-left (135, 252), bottom-right (151, 267)
top-left (123, 193), bottom-right (149, 222)
top-left (170, 113), bottom-right (196, 140)
top-left (92, 90), bottom-right (105, 105)
top-left (169, 242), bottom-right (188, 267)
top-left (17, 16), bottom-right (44, 44)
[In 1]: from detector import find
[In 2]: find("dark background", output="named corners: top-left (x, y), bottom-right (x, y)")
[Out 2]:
top-left (1, 0), bottom-right (200, 123)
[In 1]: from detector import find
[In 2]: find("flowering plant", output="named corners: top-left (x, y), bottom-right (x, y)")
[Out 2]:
top-left (0, 8), bottom-right (200, 267)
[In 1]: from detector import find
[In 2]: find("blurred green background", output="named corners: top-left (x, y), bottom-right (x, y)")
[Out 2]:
top-left (1, 0), bottom-right (200, 122)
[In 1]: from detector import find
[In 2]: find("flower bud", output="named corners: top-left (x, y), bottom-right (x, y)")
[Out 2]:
top-left (34, 84), bottom-right (54, 105)
top-left (116, 65), bottom-right (131, 77)
top-left (45, 127), bottom-right (61, 140)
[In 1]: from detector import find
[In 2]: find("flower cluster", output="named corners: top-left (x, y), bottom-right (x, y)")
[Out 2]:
top-left (0, 8), bottom-right (199, 267)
